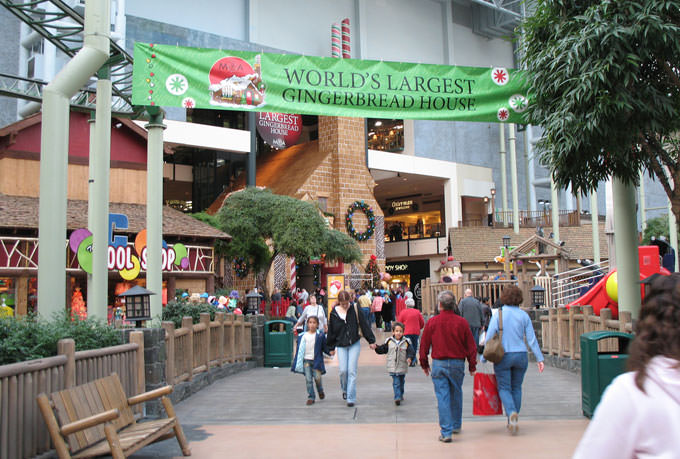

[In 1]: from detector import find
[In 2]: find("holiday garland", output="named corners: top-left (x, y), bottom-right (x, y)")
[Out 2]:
top-left (345, 200), bottom-right (375, 241)
top-left (233, 257), bottom-right (249, 278)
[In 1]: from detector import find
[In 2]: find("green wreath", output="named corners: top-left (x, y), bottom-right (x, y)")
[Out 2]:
top-left (233, 257), bottom-right (249, 278)
top-left (345, 200), bottom-right (375, 241)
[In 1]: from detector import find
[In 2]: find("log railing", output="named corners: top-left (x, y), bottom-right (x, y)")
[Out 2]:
top-left (421, 278), bottom-right (521, 314)
top-left (0, 332), bottom-right (144, 459)
top-left (540, 306), bottom-right (633, 360)
top-left (162, 312), bottom-right (252, 386)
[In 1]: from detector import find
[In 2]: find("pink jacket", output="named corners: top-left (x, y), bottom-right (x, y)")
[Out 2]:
top-left (573, 356), bottom-right (680, 458)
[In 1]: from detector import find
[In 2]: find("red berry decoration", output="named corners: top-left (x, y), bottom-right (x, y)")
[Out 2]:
top-left (150, 72), bottom-right (154, 77)
top-left (151, 54), bottom-right (156, 58)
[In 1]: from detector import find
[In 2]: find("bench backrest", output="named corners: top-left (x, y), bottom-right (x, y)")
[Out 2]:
top-left (49, 373), bottom-right (135, 452)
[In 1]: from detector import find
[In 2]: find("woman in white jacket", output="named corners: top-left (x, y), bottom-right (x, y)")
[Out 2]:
top-left (573, 273), bottom-right (680, 458)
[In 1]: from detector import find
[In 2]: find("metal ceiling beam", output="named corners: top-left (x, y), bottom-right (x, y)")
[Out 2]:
top-left (0, 0), bottom-right (137, 116)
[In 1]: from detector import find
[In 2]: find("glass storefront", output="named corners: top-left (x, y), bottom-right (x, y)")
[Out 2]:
top-left (368, 118), bottom-right (404, 152)
top-left (384, 210), bottom-right (443, 241)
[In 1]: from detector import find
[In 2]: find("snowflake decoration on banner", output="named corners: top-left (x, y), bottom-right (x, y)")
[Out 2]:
top-left (182, 97), bottom-right (195, 108)
top-left (491, 67), bottom-right (509, 86)
top-left (509, 94), bottom-right (529, 113)
top-left (497, 108), bottom-right (510, 121)
top-left (166, 74), bottom-right (188, 96)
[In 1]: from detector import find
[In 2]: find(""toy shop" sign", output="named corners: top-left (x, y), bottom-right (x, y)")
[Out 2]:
top-left (68, 213), bottom-right (189, 281)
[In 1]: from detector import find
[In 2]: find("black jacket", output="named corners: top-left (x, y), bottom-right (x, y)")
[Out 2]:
top-left (327, 302), bottom-right (376, 349)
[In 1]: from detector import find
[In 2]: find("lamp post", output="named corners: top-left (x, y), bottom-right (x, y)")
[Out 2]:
top-left (118, 285), bottom-right (154, 328)
top-left (245, 288), bottom-right (262, 315)
top-left (531, 284), bottom-right (546, 309)
top-left (503, 235), bottom-right (511, 276)
top-left (490, 187), bottom-right (496, 227)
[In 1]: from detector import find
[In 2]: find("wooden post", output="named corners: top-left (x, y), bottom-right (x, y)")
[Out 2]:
top-left (236, 315), bottom-right (245, 362)
top-left (568, 305), bottom-right (576, 358)
top-left (583, 305), bottom-right (594, 333)
top-left (557, 307), bottom-right (568, 357)
top-left (162, 321), bottom-right (176, 385)
top-left (182, 317), bottom-right (194, 380)
top-left (128, 331), bottom-right (145, 397)
top-left (599, 308), bottom-right (612, 330)
top-left (200, 313), bottom-right (210, 370)
top-left (216, 312), bottom-right (225, 365)
top-left (618, 310), bottom-right (632, 332)
top-left (57, 338), bottom-right (75, 389)
top-left (547, 307), bottom-right (556, 355)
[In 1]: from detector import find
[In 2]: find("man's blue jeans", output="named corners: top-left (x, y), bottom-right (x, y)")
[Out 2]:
top-left (470, 326), bottom-right (480, 348)
top-left (406, 334), bottom-right (419, 365)
top-left (390, 373), bottom-right (405, 400)
top-left (337, 340), bottom-right (361, 403)
top-left (431, 359), bottom-right (465, 437)
top-left (303, 359), bottom-right (323, 400)
top-left (493, 351), bottom-right (528, 417)
top-left (361, 307), bottom-right (370, 322)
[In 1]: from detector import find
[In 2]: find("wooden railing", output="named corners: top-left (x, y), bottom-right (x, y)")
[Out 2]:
top-left (493, 209), bottom-right (581, 228)
top-left (0, 333), bottom-right (144, 459)
top-left (162, 312), bottom-right (252, 386)
top-left (540, 306), bottom-right (633, 360)
top-left (421, 279), bottom-right (460, 315)
top-left (462, 280), bottom-right (518, 306)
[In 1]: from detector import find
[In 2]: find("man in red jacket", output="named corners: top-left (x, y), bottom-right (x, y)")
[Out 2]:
top-left (420, 290), bottom-right (477, 443)
top-left (397, 298), bottom-right (424, 366)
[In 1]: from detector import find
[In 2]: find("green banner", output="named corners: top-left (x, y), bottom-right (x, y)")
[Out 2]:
top-left (132, 42), bottom-right (529, 123)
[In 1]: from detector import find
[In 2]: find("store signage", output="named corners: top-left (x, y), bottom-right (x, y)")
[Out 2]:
top-left (256, 112), bottom-right (302, 149)
top-left (385, 263), bottom-right (409, 273)
top-left (133, 43), bottom-right (529, 123)
top-left (68, 213), bottom-right (189, 280)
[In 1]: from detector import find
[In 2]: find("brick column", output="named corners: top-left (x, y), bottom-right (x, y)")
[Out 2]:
top-left (318, 116), bottom-right (384, 274)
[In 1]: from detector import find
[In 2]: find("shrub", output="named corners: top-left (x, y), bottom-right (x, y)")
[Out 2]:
top-left (0, 312), bottom-right (123, 366)
top-left (162, 301), bottom-right (221, 328)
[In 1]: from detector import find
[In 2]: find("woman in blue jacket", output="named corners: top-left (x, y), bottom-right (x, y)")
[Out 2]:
top-left (485, 285), bottom-right (544, 435)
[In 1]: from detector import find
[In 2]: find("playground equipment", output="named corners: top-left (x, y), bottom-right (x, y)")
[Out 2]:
top-left (566, 246), bottom-right (670, 318)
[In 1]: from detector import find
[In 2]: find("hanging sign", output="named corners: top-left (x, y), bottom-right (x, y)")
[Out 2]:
top-left (256, 112), bottom-right (302, 148)
top-left (68, 214), bottom-right (190, 280)
top-left (132, 43), bottom-right (529, 123)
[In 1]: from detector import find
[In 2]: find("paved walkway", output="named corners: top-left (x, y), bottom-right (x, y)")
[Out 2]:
top-left (134, 329), bottom-right (589, 458)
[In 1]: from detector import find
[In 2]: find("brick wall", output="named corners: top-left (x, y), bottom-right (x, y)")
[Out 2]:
top-left (304, 116), bottom-right (385, 273)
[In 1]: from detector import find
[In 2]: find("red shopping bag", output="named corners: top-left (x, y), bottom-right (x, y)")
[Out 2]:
top-left (473, 372), bottom-right (503, 416)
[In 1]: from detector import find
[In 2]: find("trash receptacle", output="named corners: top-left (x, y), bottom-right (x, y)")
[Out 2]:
top-left (580, 330), bottom-right (633, 418)
top-left (264, 320), bottom-right (293, 367)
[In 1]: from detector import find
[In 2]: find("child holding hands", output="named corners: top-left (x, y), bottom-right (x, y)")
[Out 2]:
top-left (291, 316), bottom-right (328, 405)
top-left (374, 322), bottom-right (416, 405)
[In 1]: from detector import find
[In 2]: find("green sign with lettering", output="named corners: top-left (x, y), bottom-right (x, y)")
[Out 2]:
top-left (132, 42), bottom-right (528, 123)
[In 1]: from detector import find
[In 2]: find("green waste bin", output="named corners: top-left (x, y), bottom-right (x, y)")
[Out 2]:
top-left (264, 320), bottom-right (293, 367)
top-left (580, 330), bottom-right (633, 418)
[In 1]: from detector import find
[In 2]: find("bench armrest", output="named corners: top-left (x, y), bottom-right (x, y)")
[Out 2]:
top-left (127, 385), bottom-right (173, 406)
top-left (60, 409), bottom-right (120, 436)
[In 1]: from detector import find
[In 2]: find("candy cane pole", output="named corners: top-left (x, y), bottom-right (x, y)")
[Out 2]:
top-left (331, 22), bottom-right (341, 58)
top-left (290, 257), bottom-right (296, 295)
top-left (341, 18), bottom-right (351, 59)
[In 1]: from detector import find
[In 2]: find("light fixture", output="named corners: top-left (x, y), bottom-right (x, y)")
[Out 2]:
top-left (374, 120), bottom-right (383, 126)
top-left (484, 196), bottom-right (489, 203)
top-left (503, 235), bottom-right (511, 249)
top-left (490, 188), bottom-right (496, 196)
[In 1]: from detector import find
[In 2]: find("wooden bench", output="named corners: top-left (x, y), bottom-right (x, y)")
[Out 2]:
top-left (37, 373), bottom-right (191, 458)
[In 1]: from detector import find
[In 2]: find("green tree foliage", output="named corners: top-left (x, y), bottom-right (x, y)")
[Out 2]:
top-left (0, 312), bottom-right (122, 365)
top-left (217, 188), bottom-right (362, 277)
top-left (522, 1), bottom-right (680, 219)
top-left (642, 216), bottom-right (680, 245)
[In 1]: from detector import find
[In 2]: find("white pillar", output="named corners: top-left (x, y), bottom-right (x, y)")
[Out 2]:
top-left (444, 177), bottom-right (461, 230)
top-left (590, 191), bottom-right (600, 265)
top-left (499, 124), bottom-right (508, 226)
top-left (146, 111), bottom-right (166, 320)
top-left (639, 170), bottom-right (647, 233)
top-left (551, 178), bottom-right (560, 274)
top-left (508, 124), bottom-right (520, 234)
top-left (669, 201), bottom-right (679, 272)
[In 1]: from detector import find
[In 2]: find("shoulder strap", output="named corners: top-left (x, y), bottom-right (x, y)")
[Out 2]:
top-left (499, 308), bottom-right (504, 336)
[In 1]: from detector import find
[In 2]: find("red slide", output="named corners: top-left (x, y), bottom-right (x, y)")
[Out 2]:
top-left (566, 246), bottom-right (670, 319)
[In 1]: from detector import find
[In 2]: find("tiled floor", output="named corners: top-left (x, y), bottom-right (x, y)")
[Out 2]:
top-left (135, 328), bottom-right (589, 458)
